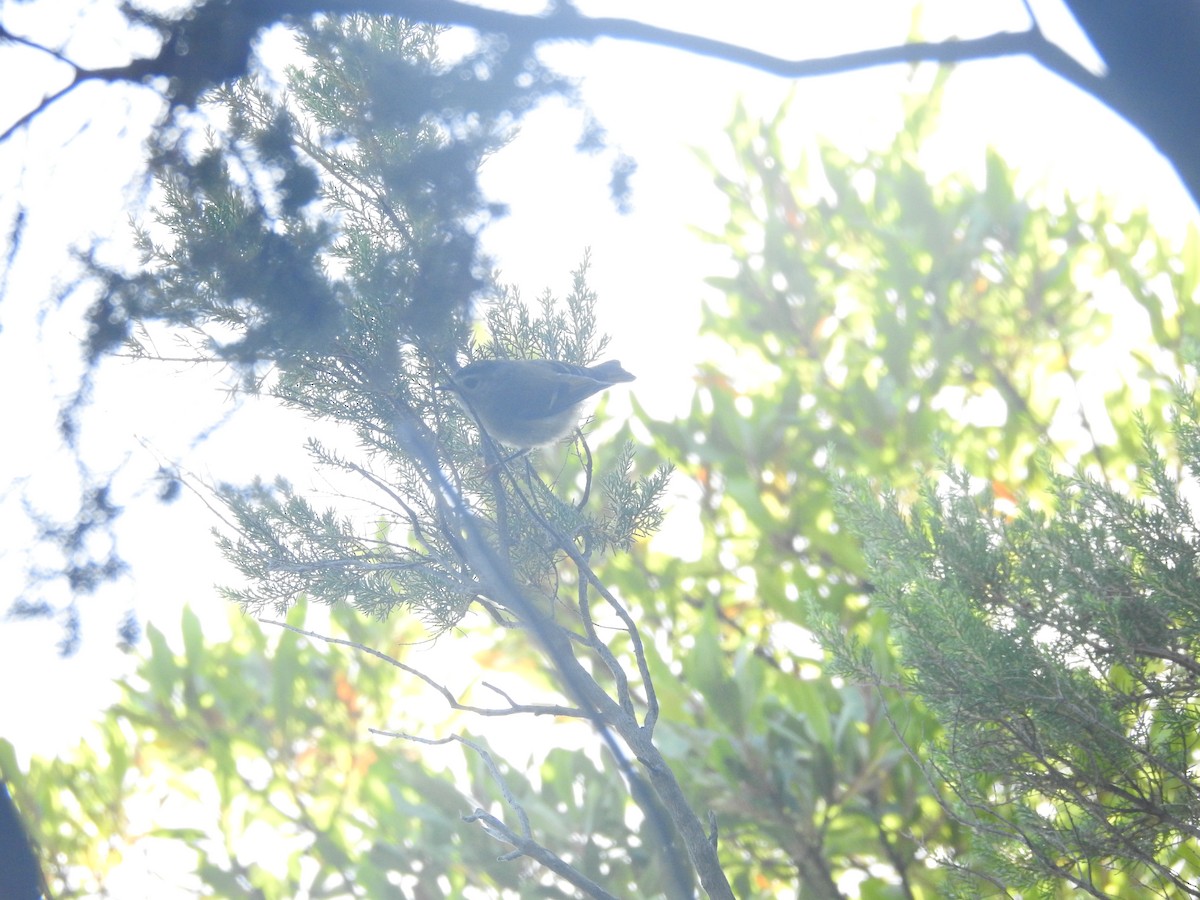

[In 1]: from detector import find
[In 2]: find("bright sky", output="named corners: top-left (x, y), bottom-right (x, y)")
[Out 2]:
top-left (1, 0), bottom-right (1197, 767)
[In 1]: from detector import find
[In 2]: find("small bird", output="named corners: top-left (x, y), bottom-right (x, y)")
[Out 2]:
top-left (450, 358), bottom-right (636, 449)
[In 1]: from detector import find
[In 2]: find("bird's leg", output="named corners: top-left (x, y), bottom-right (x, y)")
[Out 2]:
top-left (574, 430), bottom-right (594, 510)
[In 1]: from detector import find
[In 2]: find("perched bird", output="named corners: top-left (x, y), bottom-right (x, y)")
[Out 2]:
top-left (450, 358), bottom-right (635, 449)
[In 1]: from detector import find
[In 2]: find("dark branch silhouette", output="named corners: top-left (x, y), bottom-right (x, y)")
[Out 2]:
top-left (3, 1), bottom-right (1198, 205)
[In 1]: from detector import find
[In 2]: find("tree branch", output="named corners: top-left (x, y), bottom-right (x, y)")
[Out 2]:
top-left (380, 731), bottom-right (623, 900)
top-left (390, 421), bottom-right (719, 897)
top-left (11, 0), bottom-right (1196, 203)
top-left (4, 4), bottom-right (1099, 138)
top-left (379, 1), bottom-right (1087, 83)
top-left (262, 618), bottom-right (588, 718)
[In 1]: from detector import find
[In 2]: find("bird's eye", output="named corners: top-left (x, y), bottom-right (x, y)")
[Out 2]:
top-left (461, 375), bottom-right (480, 390)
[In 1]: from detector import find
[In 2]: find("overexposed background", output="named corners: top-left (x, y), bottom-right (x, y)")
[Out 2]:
top-left (1, 0), bottom-right (1195, 760)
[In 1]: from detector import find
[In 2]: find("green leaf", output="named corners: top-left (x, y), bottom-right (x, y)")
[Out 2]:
top-left (683, 606), bottom-right (744, 733)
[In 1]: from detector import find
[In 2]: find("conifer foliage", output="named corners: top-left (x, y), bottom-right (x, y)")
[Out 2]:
top-left (836, 394), bottom-right (1200, 896)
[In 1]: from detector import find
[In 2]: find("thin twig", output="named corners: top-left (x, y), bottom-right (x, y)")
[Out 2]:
top-left (374, 730), bottom-right (622, 899)
top-left (260, 618), bottom-right (586, 718)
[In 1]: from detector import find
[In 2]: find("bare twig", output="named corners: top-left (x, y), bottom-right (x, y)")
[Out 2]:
top-left (374, 730), bottom-right (622, 900)
top-left (261, 618), bottom-right (587, 718)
